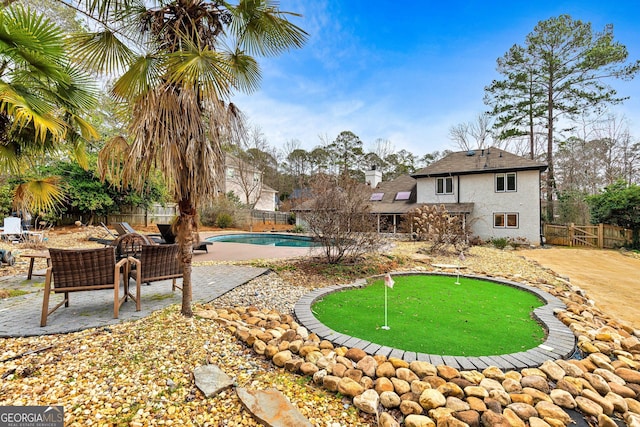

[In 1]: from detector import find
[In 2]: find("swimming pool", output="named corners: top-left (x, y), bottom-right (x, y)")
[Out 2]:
top-left (205, 233), bottom-right (321, 247)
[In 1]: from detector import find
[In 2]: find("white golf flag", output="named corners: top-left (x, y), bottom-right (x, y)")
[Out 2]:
top-left (384, 273), bottom-right (395, 289)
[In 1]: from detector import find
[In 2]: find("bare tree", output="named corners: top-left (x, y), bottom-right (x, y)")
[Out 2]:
top-left (303, 174), bottom-right (383, 263)
top-left (448, 113), bottom-right (493, 151)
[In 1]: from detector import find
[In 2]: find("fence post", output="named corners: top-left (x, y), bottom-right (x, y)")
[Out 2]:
top-left (598, 223), bottom-right (604, 249)
top-left (568, 223), bottom-right (574, 247)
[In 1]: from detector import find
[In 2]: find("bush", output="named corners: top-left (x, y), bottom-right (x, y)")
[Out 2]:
top-left (490, 237), bottom-right (509, 250)
top-left (291, 225), bottom-right (305, 233)
top-left (216, 213), bottom-right (234, 228)
top-left (200, 194), bottom-right (241, 227)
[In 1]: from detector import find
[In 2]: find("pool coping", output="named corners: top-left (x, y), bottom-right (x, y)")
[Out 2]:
top-left (293, 271), bottom-right (576, 371)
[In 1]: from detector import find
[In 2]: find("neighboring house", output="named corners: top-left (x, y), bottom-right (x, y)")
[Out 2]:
top-left (368, 147), bottom-right (546, 244)
top-left (224, 155), bottom-right (277, 211)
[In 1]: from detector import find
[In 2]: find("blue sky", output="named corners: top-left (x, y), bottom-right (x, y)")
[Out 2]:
top-left (231, 1), bottom-right (640, 158)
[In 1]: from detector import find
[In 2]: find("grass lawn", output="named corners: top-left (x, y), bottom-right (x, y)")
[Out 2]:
top-left (312, 275), bottom-right (545, 356)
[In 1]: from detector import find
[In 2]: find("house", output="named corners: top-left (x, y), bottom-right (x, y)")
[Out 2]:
top-left (371, 147), bottom-right (546, 244)
top-left (223, 155), bottom-right (277, 211)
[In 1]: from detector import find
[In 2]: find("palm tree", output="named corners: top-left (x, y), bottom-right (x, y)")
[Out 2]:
top-left (0, 4), bottom-right (98, 214)
top-left (69, 0), bottom-right (307, 316)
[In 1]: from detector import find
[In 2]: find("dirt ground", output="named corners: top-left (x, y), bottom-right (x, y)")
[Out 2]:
top-left (521, 246), bottom-right (640, 326)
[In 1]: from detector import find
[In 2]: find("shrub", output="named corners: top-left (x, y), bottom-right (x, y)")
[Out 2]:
top-left (200, 194), bottom-right (241, 227)
top-left (291, 225), bottom-right (306, 233)
top-left (216, 213), bottom-right (234, 228)
top-left (406, 204), bottom-right (470, 254)
top-left (491, 237), bottom-right (509, 250)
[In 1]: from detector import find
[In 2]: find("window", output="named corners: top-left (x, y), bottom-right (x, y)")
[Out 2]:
top-left (253, 172), bottom-right (260, 183)
top-left (494, 213), bottom-right (519, 228)
top-left (395, 191), bottom-right (411, 200)
top-left (226, 167), bottom-right (235, 178)
top-left (370, 192), bottom-right (384, 201)
top-left (496, 172), bottom-right (516, 192)
top-left (436, 177), bottom-right (453, 194)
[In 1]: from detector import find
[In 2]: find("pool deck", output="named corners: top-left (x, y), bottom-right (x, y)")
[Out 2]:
top-left (294, 272), bottom-right (577, 371)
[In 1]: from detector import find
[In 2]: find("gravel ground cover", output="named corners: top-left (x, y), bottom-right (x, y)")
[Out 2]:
top-left (0, 227), bottom-right (637, 426)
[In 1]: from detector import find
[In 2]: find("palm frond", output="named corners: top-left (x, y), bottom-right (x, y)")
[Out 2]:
top-left (97, 135), bottom-right (130, 185)
top-left (224, 47), bottom-right (261, 93)
top-left (228, 0), bottom-right (308, 57)
top-left (111, 54), bottom-right (164, 101)
top-left (167, 45), bottom-right (235, 100)
top-left (67, 30), bottom-right (136, 75)
top-left (13, 177), bottom-right (66, 214)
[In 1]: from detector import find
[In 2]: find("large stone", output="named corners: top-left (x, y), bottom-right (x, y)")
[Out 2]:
top-left (419, 389), bottom-right (446, 411)
top-left (584, 372), bottom-right (611, 395)
top-left (356, 355), bottom-right (378, 378)
top-left (609, 382), bottom-right (637, 398)
top-left (480, 377), bottom-right (504, 392)
top-left (480, 410), bottom-right (511, 427)
top-left (411, 380), bottom-right (432, 395)
top-left (466, 396), bottom-right (487, 412)
top-left (549, 389), bottom-right (576, 409)
top-left (322, 375), bottom-right (341, 392)
top-left (193, 364), bottom-right (234, 398)
top-left (528, 417), bottom-right (551, 427)
top-left (594, 368), bottom-right (625, 385)
top-left (502, 378), bottom-right (522, 393)
top-left (461, 370), bottom-right (485, 384)
top-left (272, 350), bottom-right (292, 367)
top-left (555, 379), bottom-right (581, 396)
top-left (502, 408), bottom-right (526, 427)
top-left (626, 397), bottom-right (640, 414)
top-left (440, 414), bottom-right (471, 427)
top-left (375, 377), bottom-right (395, 394)
top-left (616, 367), bottom-right (640, 384)
top-left (400, 400), bottom-right (424, 416)
top-left (344, 347), bottom-right (367, 362)
top-left (389, 357), bottom-right (409, 369)
top-left (506, 402), bottom-right (538, 420)
top-left (539, 360), bottom-right (566, 382)
top-left (380, 391), bottom-right (402, 408)
top-left (438, 382), bottom-right (464, 399)
top-left (379, 412), bottom-right (401, 427)
top-left (575, 396), bottom-right (604, 417)
top-left (299, 362), bottom-right (319, 376)
top-left (589, 353), bottom-right (614, 371)
top-left (438, 365), bottom-right (460, 380)
top-left (464, 386), bottom-right (488, 399)
top-left (236, 387), bottom-right (313, 427)
top-left (535, 401), bottom-right (573, 425)
top-left (397, 367), bottom-right (420, 383)
top-left (377, 361), bottom-right (396, 378)
top-left (625, 412), bottom-right (640, 427)
top-left (483, 366), bottom-right (506, 382)
top-left (604, 391), bottom-right (628, 413)
top-left (454, 410), bottom-right (480, 427)
top-left (598, 414), bottom-right (618, 427)
top-left (445, 396), bottom-right (470, 411)
top-left (353, 389), bottom-right (379, 414)
top-left (410, 361), bottom-right (438, 378)
top-left (391, 377), bottom-right (411, 395)
top-left (509, 393), bottom-right (534, 405)
top-left (520, 375), bottom-right (550, 394)
top-left (621, 336), bottom-right (640, 352)
top-left (489, 389), bottom-right (511, 407)
top-left (337, 377), bottom-right (364, 397)
top-left (344, 368), bottom-right (363, 383)
top-left (555, 360), bottom-right (585, 377)
top-left (404, 414), bottom-right (436, 427)
top-left (428, 407), bottom-right (454, 425)
top-left (522, 387), bottom-right (552, 404)
top-left (582, 388), bottom-right (614, 415)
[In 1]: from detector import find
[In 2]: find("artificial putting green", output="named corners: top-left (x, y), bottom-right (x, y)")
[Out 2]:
top-left (312, 275), bottom-right (545, 356)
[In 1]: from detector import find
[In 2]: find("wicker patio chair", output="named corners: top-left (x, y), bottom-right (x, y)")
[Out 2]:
top-left (110, 232), bottom-right (155, 260)
top-left (129, 244), bottom-right (183, 292)
top-left (41, 247), bottom-right (140, 327)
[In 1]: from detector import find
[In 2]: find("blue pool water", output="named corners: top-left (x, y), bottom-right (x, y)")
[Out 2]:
top-left (206, 233), bottom-right (321, 247)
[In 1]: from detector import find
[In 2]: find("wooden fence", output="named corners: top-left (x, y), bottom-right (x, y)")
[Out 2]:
top-left (543, 223), bottom-right (632, 249)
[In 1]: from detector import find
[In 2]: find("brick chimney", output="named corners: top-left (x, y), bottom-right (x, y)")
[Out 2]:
top-left (365, 165), bottom-right (382, 188)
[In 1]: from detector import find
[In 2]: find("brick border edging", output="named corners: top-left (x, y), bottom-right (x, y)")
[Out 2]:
top-left (294, 272), bottom-right (576, 371)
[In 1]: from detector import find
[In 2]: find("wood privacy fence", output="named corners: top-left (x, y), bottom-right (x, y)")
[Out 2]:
top-left (543, 223), bottom-right (632, 248)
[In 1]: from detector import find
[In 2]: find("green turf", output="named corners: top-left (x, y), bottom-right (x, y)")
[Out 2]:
top-left (312, 275), bottom-right (545, 356)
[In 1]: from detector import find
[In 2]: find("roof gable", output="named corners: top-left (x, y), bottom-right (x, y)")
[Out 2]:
top-left (412, 147), bottom-right (547, 178)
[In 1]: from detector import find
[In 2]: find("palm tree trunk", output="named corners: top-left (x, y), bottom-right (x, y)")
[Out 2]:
top-left (177, 198), bottom-right (196, 317)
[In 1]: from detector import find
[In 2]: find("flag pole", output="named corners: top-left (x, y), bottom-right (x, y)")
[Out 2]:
top-left (382, 284), bottom-right (390, 330)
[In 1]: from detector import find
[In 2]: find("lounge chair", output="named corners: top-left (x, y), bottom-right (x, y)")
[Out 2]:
top-left (157, 223), bottom-right (210, 253)
top-left (129, 244), bottom-right (183, 292)
top-left (0, 217), bottom-right (24, 241)
top-left (114, 222), bottom-right (163, 244)
top-left (41, 247), bottom-right (140, 326)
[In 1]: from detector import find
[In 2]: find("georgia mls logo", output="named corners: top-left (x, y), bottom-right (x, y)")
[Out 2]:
top-left (0, 405), bottom-right (64, 427)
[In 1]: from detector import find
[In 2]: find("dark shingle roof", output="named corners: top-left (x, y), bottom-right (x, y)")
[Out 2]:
top-left (412, 147), bottom-right (547, 178)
